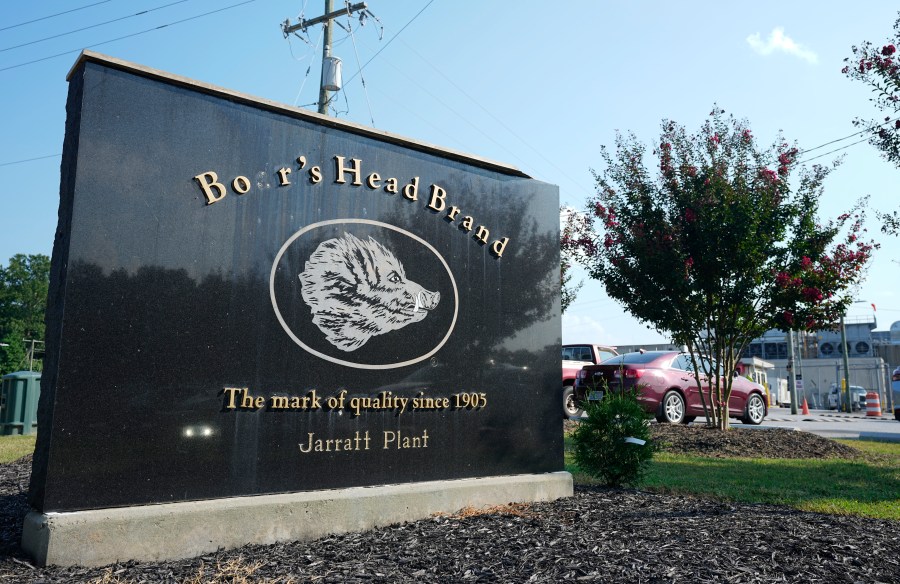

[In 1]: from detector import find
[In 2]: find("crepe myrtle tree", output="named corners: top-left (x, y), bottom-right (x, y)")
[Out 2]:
top-left (844, 15), bottom-right (900, 235)
top-left (563, 108), bottom-right (877, 430)
top-left (560, 206), bottom-right (586, 313)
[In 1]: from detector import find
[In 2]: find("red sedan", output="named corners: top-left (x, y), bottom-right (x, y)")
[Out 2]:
top-left (573, 351), bottom-right (768, 425)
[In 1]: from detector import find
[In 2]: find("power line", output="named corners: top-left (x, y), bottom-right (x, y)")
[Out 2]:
top-left (0, 153), bottom-right (61, 168)
top-left (392, 36), bottom-right (595, 198)
top-left (1, 1), bottom-right (190, 54)
top-left (0, 0), bottom-right (256, 74)
top-left (0, 1), bottom-right (114, 33)
top-left (797, 136), bottom-right (873, 165)
top-left (800, 117), bottom-right (899, 155)
top-left (341, 0), bottom-right (434, 88)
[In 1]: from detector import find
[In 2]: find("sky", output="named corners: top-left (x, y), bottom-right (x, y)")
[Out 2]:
top-left (2, 0), bottom-right (900, 346)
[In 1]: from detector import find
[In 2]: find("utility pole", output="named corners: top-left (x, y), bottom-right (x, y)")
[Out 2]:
top-left (839, 316), bottom-right (852, 413)
top-left (795, 331), bottom-right (804, 409)
top-left (282, 1), bottom-right (368, 115)
top-left (786, 329), bottom-right (798, 414)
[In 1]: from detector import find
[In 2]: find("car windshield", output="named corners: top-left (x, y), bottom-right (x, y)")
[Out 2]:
top-left (601, 352), bottom-right (672, 365)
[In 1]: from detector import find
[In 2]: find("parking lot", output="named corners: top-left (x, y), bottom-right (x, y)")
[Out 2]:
top-left (730, 406), bottom-right (900, 441)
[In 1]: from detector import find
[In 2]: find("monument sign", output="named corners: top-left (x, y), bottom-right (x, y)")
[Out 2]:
top-left (23, 51), bottom-right (570, 566)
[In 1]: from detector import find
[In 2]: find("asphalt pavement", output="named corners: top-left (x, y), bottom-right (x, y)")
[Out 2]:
top-left (731, 406), bottom-right (900, 441)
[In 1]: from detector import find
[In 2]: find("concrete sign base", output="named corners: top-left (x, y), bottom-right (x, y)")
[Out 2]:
top-left (23, 472), bottom-right (573, 567)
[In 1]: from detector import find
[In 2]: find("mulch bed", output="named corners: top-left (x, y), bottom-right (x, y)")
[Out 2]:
top-left (0, 427), bottom-right (897, 583)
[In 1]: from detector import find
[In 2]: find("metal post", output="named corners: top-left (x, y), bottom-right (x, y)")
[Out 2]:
top-left (840, 316), bottom-right (852, 413)
top-left (317, 0), bottom-right (334, 115)
top-left (786, 330), bottom-right (798, 414)
top-left (795, 331), bottom-right (805, 409)
top-left (281, 2), bottom-right (368, 116)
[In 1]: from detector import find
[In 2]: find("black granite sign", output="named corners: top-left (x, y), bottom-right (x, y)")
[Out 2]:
top-left (29, 53), bottom-right (562, 513)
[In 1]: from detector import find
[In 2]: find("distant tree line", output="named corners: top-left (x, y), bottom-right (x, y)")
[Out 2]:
top-left (0, 254), bottom-right (49, 375)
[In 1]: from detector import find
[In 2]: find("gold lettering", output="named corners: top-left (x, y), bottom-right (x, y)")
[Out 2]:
top-left (334, 156), bottom-right (363, 185)
top-left (193, 171), bottom-right (227, 205)
top-left (232, 176), bottom-right (251, 194)
top-left (366, 172), bottom-right (381, 189)
top-left (277, 167), bottom-right (291, 186)
top-left (460, 216), bottom-right (474, 232)
top-left (491, 237), bottom-right (509, 258)
top-left (296, 155), bottom-right (307, 169)
top-left (403, 177), bottom-right (419, 201)
top-left (384, 177), bottom-right (398, 194)
top-left (270, 395), bottom-right (289, 409)
top-left (222, 387), bottom-right (243, 409)
top-left (383, 429), bottom-right (429, 449)
top-left (427, 184), bottom-right (447, 212)
top-left (299, 433), bottom-right (315, 453)
top-left (473, 225), bottom-right (490, 245)
top-left (300, 431), bottom-right (370, 454)
top-left (309, 166), bottom-right (322, 184)
top-left (446, 206), bottom-right (461, 221)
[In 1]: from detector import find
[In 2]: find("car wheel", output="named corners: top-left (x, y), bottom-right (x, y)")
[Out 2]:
top-left (563, 385), bottom-right (583, 419)
top-left (894, 409), bottom-right (900, 422)
top-left (657, 390), bottom-right (685, 424)
top-left (742, 394), bottom-right (766, 425)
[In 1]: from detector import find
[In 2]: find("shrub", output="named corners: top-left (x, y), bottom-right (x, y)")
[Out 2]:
top-left (572, 388), bottom-right (655, 487)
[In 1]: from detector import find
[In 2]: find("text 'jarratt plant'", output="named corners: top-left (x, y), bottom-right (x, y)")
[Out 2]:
top-left (564, 108), bottom-right (877, 430)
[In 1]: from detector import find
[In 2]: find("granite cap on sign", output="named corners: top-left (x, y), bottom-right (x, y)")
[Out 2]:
top-left (66, 50), bottom-right (531, 179)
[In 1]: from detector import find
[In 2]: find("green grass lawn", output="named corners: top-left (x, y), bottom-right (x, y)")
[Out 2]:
top-left (565, 438), bottom-right (900, 520)
top-left (0, 434), bottom-right (36, 464)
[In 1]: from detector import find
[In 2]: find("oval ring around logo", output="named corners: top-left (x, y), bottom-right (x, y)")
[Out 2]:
top-left (270, 219), bottom-right (459, 370)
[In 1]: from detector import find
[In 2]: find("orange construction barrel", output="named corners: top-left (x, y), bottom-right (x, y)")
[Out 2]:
top-left (865, 391), bottom-right (882, 417)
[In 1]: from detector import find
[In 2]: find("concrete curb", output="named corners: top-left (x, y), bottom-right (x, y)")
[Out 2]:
top-left (22, 472), bottom-right (573, 568)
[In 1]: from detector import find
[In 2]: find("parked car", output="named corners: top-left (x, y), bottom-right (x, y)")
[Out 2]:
top-left (826, 384), bottom-right (867, 411)
top-left (573, 351), bottom-right (768, 425)
top-left (562, 344), bottom-right (618, 418)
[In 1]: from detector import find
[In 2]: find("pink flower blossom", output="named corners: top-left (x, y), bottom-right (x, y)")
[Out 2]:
top-left (782, 310), bottom-right (794, 326)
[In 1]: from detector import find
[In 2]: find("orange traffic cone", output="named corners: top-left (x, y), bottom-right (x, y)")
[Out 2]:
top-left (801, 397), bottom-right (810, 415)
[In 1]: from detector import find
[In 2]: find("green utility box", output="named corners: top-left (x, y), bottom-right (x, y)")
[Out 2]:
top-left (0, 371), bottom-right (41, 435)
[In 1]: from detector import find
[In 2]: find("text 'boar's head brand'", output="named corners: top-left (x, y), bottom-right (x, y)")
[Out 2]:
top-left (299, 233), bottom-right (440, 351)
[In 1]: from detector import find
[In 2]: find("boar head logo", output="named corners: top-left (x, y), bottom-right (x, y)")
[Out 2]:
top-left (299, 233), bottom-right (440, 351)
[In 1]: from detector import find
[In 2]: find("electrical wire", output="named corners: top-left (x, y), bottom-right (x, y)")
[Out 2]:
top-left (341, 0), bottom-right (433, 88)
top-left (346, 12), bottom-right (374, 126)
top-left (0, 1), bottom-right (114, 33)
top-left (797, 136), bottom-right (873, 165)
top-left (292, 28), bottom-right (323, 106)
top-left (1, 1), bottom-right (190, 53)
top-left (392, 35), bottom-right (594, 197)
top-left (0, 0), bottom-right (256, 74)
top-left (0, 153), bottom-right (61, 168)
top-left (800, 117), bottom-right (900, 155)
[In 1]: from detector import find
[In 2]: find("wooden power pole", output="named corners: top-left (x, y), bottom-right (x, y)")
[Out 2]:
top-left (282, 1), bottom-right (368, 115)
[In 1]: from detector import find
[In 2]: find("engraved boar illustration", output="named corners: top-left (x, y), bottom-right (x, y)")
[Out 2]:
top-left (299, 233), bottom-right (440, 351)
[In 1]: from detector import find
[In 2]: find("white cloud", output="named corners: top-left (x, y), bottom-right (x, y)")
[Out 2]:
top-left (562, 313), bottom-right (608, 344)
top-left (746, 27), bottom-right (818, 64)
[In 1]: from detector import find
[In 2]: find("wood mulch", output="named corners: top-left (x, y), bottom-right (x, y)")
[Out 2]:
top-left (0, 426), bottom-right (897, 583)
